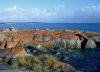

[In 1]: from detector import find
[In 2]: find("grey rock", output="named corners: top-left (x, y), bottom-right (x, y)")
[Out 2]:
top-left (85, 40), bottom-right (96, 48)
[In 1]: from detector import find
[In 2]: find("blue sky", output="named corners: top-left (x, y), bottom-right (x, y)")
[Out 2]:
top-left (0, 0), bottom-right (100, 23)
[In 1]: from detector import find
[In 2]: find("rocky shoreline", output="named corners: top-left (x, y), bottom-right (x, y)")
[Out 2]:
top-left (0, 27), bottom-right (100, 72)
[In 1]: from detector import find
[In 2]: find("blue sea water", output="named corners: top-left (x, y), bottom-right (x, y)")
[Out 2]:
top-left (61, 48), bottom-right (100, 72)
top-left (0, 23), bottom-right (100, 32)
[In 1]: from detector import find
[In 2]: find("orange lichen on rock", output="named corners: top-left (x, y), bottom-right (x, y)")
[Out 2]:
top-left (61, 34), bottom-right (74, 39)
top-left (5, 48), bottom-right (26, 55)
top-left (34, 40), bottom-right (51, 44)
top-left (56, 61), bottom-right (80, 72)
top-left (73, 30), bottom-right (81, 32)
top-left (11, 30), bottom-right (34, 40)
top-left (17, 39), bottom-right (24, 44)
top-left (6, 43), bottom-right (12, 48)
top-left (12, 41), bottom-right (17, 44)
top-left (0, 42), bottom-right (6, 49)
top-left (0, 34), bottom-right (5, 41)
top-left (0, 37), bottom-right (4, 41)
top-left (85, 32), bottom-right (97, 34)
top-left (0, 30), bottom-right (89, 46)
top-left (96, 36), bottom-right (100, 38)
top-left (56, 62), bottom-right (65, 66)
top-left (24, 35), bottom-right (33, 39)
top-left (6, 38), bottom-right (13, 48)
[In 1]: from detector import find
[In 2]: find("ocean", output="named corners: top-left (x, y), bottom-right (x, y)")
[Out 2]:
top-left (0, 23), bottom-right (100, 32)
top-left (62, 48), bottom-right (100, 72)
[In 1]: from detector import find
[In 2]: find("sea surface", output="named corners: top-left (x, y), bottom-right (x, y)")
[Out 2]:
top-left (0, 23), bottom-right (100, 32)
top-left (59, 48), bottom-right (100, 72)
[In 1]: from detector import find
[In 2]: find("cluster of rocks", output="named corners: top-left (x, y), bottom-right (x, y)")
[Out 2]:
top-left (1, 27), bottom-right (17, 33)
top-left (0, 29), bottom-right (99, 50)
top-left (34, 30), bottom-right (100, 49)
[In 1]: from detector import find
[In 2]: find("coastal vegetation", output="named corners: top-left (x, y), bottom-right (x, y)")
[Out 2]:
top-left (4, 55), bottom-right (77, 72)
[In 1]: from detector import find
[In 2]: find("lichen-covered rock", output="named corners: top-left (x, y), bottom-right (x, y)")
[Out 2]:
top-left (0, 29), bottom-right (99, 49)
top-left (0, 48), bottom-right (26, 57)
top-left (56, 62), bottom-right (81, 72)
top-left (85, 40), bottom-right (96, 48)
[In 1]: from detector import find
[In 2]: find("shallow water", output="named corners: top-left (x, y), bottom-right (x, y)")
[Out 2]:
top-left (58, 48), bottom-right (100, 72)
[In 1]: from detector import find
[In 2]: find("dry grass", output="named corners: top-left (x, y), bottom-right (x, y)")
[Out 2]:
top-left (4, 54), bottom-right (65, 72)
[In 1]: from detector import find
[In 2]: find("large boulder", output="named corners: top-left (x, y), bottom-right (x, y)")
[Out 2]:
top-left (49, 37), bottom-right (82, 49)
top-left (85, 40), bottom-right (96, 48)
top-left (0, 48), bottom-right (26, 58)
top-left (61, 36), bottom-right (82, 48)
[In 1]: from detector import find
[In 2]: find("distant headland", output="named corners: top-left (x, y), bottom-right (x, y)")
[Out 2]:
top-left (0, 22), bottom-right (43, 24)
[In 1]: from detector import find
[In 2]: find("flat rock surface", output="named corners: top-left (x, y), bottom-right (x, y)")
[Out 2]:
top-left (0, 63), bottom-right (33, 72)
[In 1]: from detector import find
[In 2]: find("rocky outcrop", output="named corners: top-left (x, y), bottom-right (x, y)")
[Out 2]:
top-left (1, 27), bottom-right (17, 33)
top-left (0, 29), bottom-right (99, 49)
top-left (0, 48), bottom-right (26, 57)
top-left (85, 40), bottom-right (96, 48)
top-left (56, 62), bottom-right (80, 72)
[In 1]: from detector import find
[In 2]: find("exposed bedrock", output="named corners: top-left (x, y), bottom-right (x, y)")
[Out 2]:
top-left (0, 29), bottom-right (99, 50)
top-left (46, 37), bottom-right (97, 49)
top-left (0, 48), bottom-right (26, 58)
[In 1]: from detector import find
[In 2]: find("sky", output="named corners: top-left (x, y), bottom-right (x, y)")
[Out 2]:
top-left (0, 0), bottom-right (100, 23)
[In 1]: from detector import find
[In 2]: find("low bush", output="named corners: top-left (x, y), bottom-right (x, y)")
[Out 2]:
top-left (5, 55), bottom-right (65, 72)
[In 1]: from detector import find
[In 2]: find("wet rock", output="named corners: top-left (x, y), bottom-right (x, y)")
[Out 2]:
top-left (95, 41), bottom-right (100, 48)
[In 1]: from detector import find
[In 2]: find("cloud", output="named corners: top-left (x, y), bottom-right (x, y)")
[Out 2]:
top-left (0, 5), bottom-right (68, 22)
top-left (72, 5), bottom-right (100, 23)
top-left (0, 5), bottom-right (100, 23)
top-left (62, 5), bottom-right (100, 23)
top-left (5, 5), bottom-right (17, 11)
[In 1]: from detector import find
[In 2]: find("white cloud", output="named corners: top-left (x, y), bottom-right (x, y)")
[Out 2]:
top-left (81, 5), bottom-right (100, 11)
top-left (5, 5), bottom-right (17, 11)
top-left (0, 5), bottom-right (67, 22)
top-left (0, 4), bottom-right (100, 23)
top-left (69, 5), bottom-right (100, 23)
